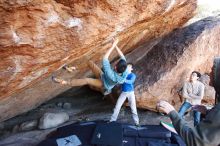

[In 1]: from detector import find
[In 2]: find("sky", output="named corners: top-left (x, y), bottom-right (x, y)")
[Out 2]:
top-left (184, 0), bottom-right (220, 25)
top-left (198, 0), bottom-right (220, 10)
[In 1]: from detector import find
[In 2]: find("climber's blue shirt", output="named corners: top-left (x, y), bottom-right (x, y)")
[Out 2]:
top-left (102, 57), bottom-right (128, 93)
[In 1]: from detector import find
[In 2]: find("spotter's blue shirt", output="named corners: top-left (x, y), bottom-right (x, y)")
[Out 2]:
top-left (122, 73), bottom-right (136, 92)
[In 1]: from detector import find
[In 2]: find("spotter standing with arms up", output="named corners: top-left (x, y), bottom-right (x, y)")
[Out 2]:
top-left (109, 60), bottom-right (139, 126)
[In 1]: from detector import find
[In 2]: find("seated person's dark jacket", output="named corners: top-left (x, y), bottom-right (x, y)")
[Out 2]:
top-left (169, 103), bottom-right (220, 146)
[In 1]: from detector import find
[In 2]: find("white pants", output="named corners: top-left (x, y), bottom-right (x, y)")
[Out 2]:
top-left (110, 91), bottom-right (139, 124)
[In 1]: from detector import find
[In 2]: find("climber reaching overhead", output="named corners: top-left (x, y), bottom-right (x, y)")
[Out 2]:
top-left (52, 38), bottom-right (128, 95)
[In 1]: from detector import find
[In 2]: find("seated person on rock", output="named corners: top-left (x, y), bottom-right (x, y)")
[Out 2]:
top-left (157, 100), bottom-right (220, 146)
top-left (178, 71), bottom-right (205, 126)
top-left (109, 63), bottom-right (139, 126)
top-left (53, 38), bottom-right (128, 95)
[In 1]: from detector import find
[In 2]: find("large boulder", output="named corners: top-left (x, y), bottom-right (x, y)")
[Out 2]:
top-left (38, 112), bottom-right (69, 129)
top-left (0, 0), bottom-right (196, 122)
top-left (128, 16), bottom-right (220, 111)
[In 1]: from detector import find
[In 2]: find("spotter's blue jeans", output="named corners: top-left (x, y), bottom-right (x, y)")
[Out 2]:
top-left (178, 101), bottom-right (201, 126)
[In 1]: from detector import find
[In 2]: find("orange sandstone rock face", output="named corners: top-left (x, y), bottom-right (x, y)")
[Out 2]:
top-left (0, 0), bottom-right (196, 121)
